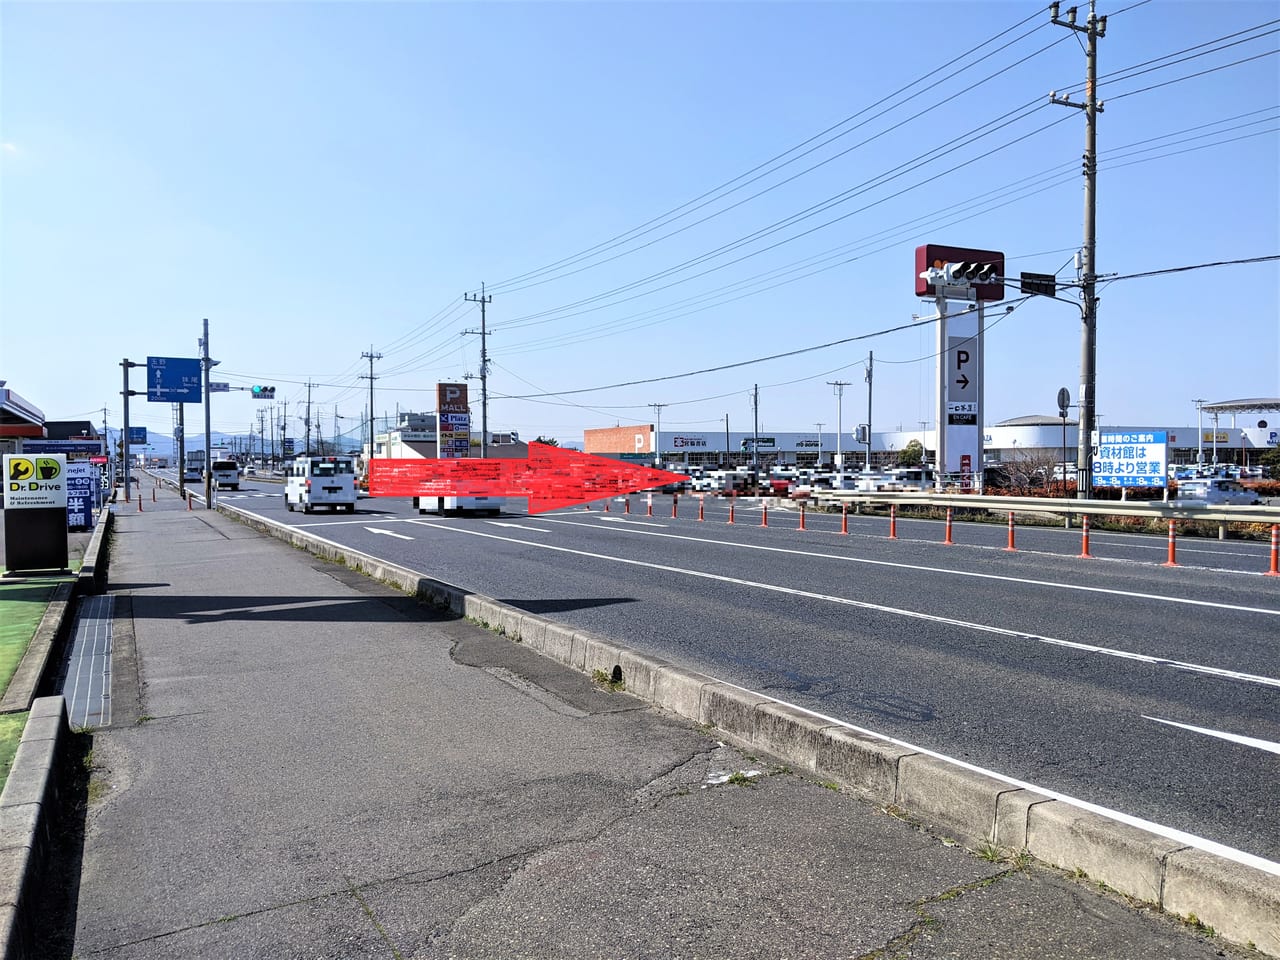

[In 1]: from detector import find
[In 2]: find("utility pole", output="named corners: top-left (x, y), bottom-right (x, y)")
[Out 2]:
top-left (464, 285), bottom-right (493, 457)
top-left (724, 414), bottom-right (730, 468)
top-left (199, 318), bottom-right (217, 508)
top-left (648, 403), bottom-right (666, 468)
top-left (119, 360), bottom-right (140, 501)
top-left (257, 410), bottom-right (266, 465)
top-left (303, 380), bottom-right (313, 455)
top-left (827, 380), bottom-right (851, 470)
top-left (865, 352), bottom-right (874, 471)
top-left (751, 384), bottom-right (760, 469)
top-left (280, 399), bottom-right (289, 463)
top-left (360, 348), bottom-right (382, 462)
top-left (1051, 0), bottom-right (1106, 498)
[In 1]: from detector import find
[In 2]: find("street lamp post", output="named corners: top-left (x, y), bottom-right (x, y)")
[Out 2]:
top-left (828, 380), bottom-right (851, 470)
top-left (649, 403), bottom-right (666, 469)
top-left (1194, 399), bottom-right (1206, 465)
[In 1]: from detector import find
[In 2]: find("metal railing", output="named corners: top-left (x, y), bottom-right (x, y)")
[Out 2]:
top-left (812, 490), bottom-right (1280, 526)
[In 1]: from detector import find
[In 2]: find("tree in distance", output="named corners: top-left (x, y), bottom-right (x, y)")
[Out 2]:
top-left (897, 439), bottom-right (924, 467)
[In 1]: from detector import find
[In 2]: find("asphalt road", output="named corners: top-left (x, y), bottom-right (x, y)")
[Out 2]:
top-left (187, 476), bottom-right (1280, 870)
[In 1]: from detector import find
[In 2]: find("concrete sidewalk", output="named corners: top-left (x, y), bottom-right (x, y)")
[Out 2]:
top-left (60, 488), bottom-right (1253, 959)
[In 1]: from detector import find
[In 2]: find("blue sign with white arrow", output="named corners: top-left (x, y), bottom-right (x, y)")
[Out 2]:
top-left (147, 356), bottom-right (202, 403)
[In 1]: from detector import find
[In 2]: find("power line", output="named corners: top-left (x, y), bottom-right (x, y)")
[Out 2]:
top-left (484, 6), bottom-right (1051, 295)
top-left (351, 17), bottom-right (1276, 386)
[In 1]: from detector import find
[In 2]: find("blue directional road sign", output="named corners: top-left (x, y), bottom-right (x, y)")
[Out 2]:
top-left (128, 426), bottom-right (147, 445)
top-left (147, 357), bottom-right (202, 403)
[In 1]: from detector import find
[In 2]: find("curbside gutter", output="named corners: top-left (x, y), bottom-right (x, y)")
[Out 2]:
top-left (0, 507), bottom-right (113, 960)
top-left (217, 500), bottom-right (1280, 956)
top-left (0, 696), bottom-right (72, 960)
top-left (0, 508), bottom-right (113, 716)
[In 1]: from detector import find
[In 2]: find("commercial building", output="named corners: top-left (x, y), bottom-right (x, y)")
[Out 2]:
top-left (584, 402), bottom-right (1280, 471)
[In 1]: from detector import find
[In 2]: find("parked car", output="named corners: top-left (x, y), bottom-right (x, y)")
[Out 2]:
top-left (1176, 477), bottom-right (1260, 506)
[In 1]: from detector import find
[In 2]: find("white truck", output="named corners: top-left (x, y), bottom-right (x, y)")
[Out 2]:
top-left (285, 455), bottom-right (358, 513)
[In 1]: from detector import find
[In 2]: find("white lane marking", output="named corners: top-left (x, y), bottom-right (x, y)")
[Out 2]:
top-left (486, 521), bottom-right (548, 532)
top-left (595, 516), bottom-right (669, 527)
top-left (537, 517), bottom-right (1280, 617)
top-left (1144, 716), bottom-right (1280, 757)
top-left (405, 523), bottom-right (1280, 689)
top-left (292, 518), bottom-right (412, 528)
top-left (730, 681), bottom-right (1280, 878)
top-left (215, 502), bottom-right (1280, 875)
top-left (365, 527), bottom-right (413, 541)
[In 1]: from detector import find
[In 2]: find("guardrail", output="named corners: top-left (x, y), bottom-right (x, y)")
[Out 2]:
top-left (812, 490), bottom-right (1280, 527)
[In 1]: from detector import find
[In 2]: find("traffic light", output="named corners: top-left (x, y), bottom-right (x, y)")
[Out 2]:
top-left (944, 261), bottom-right (999, 284)
top-left (251, 385), bottom-right (275, 400)
top-left (914, 244), bottom-right (1005, 301)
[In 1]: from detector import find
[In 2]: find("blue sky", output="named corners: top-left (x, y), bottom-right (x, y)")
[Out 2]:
top-left (2, 0), bottom-right (1277, 450)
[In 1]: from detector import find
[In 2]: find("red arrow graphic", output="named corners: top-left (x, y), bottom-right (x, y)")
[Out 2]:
top-left (368, 443), bottom-right (690, 514)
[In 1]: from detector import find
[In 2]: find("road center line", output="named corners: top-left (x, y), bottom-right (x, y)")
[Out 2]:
top-left (535, 517), bottom-right (1280, 617)
top-left (404, 521), bottom-right (1280, 689)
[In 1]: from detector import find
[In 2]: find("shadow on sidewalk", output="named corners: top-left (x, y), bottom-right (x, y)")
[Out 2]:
top-left (31, 730), bottom-right (92, 960)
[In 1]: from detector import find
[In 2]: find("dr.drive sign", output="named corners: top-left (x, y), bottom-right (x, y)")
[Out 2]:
top-left (4, 454), bottom-right (69, 508)
top-left (1092, 432), bottom-right (1168, 488)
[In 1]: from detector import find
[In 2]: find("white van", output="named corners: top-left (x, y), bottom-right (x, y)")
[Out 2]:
top-left (208, 459), bottom-right (240, 490)
top-left (414, 495), bottom-right (504, 517)
top-left (285, 456), bottom-right (358, 513)
top-left (1176, 477), bottom-right (1260, 506)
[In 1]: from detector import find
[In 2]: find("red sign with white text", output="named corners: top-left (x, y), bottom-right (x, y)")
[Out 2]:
top-left (369, 443), bottom-right (688, 513)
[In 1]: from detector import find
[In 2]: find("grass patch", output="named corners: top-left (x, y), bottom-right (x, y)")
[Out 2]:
top-left (0, 711), bottom-right (30, 795)
top-left (978, 839), bottom-right (1003, 862)
top-left (591, 668), bottom-right (626, 692)
top-left (1182, 913), bottom-right (1216, 937)
top-left (0, 579), bottom-right (60, 698)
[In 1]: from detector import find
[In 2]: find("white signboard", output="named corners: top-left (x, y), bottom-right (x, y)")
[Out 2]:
top-left (943, 312), bottom-right (982, 484)
top-left (4, 453), bottom-right (69, 509)
top-left (1093, 432), bottom-right (1168, 488)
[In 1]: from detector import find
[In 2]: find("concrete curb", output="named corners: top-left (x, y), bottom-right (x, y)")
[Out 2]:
top-left (207, 502), bottom-right (1278, 955)
top-left (0, 506), bottom-right (112, 960)
top-left (0, 695), bottom-right (72, 960)
top-left (0, 508), bottom-right (113, 716)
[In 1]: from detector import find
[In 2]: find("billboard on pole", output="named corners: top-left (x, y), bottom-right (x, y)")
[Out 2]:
top-left (437, 383), bottom-right (470, 459)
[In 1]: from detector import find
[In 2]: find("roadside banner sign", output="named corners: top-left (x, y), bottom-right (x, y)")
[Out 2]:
top-left (4, 453), bottom-right (68, 509)
top-left (147, 356), bottom-right (202, 403)
top-left (1093, 432), bottom-right (1168, 488)
top-left (66, 461), bottom-right (97, 528)
top-left (20, 440), bottom-right (102, 458)
top-left (4, 453), bottom-right (70, 572)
